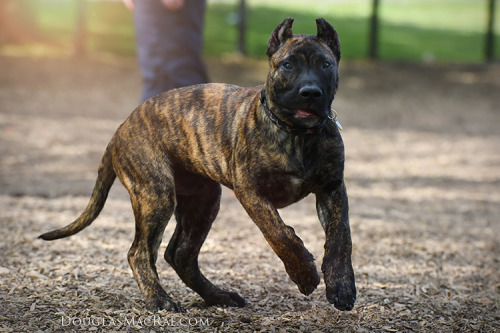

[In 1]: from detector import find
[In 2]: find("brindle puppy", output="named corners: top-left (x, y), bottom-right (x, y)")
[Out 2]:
top-left (40, 18), bottom-right (356, 312)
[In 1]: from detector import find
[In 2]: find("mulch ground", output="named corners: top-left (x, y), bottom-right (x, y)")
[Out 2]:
top-left (0, 54), bottom-right (499, 332)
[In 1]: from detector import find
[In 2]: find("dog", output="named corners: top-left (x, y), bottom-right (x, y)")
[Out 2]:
top-left (40, 17), bottom-right (356, 312)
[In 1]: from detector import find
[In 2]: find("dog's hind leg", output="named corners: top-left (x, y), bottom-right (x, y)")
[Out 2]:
top-left (165, 174), bottom-right (247, 308)
top-left (118, 159), bottom-right (182, 312)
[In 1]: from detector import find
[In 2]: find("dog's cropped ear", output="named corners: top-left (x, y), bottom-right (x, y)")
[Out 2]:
top-left (266, 17), bottom-right (294, 57)
top-left (316, 18), bottom-right (341, 62)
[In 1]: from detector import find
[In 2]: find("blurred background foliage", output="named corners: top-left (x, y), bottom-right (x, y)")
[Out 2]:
top-left (0, 0), bottom-right (498, 63)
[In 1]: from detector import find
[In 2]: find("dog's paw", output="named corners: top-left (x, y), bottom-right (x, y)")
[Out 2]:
top-left (145, 297), bottom-right (184, 313)
top-left (285, 260), bottom-right (321, 296)
top-left (296, 267), bottom-right (321, 296)
top-left (297, 278), bottom-right (319, 296)
top-left (204, 290), bottom-right (247, 308)
top-left (326, 279), bottom-right (356, 311)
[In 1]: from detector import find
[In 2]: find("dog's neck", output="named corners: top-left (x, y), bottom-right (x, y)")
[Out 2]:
top-left (259, 90), bottom-right (328, 135)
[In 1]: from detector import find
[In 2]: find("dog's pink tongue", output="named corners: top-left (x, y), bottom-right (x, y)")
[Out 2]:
top-left (296, 109), bottom-right (314, 117)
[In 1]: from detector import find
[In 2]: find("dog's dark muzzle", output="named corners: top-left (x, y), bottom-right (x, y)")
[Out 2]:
top-left (299, 85), bottom-right (322, 99)
top-left (261, 90), bottom-right (330, 135)
top-left (287, 82), bottom-right (331, 118)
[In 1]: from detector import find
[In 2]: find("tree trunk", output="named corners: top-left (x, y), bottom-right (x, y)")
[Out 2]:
top-left (485, 0), bottom-right (496, 62)
top-left (237, 0), bottom-right (247, 55)
top-left (368, 0), bottom-right (380, 59)
top-left (74, 0), bottom-right (87, 57)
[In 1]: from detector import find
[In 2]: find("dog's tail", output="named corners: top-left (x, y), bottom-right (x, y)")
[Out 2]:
top-left (39, 143), bottom-right (116, 241)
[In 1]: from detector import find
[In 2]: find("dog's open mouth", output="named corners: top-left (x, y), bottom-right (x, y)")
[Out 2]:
top-left (294, 109), bottom-right (318, 119)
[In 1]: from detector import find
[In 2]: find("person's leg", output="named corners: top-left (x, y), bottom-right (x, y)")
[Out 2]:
top-left (134, 0), bottom-right (208, 102)
top-left (133, 0), bottom-right (168, 102)
top-left (162, 0), bottom-right (208, 90)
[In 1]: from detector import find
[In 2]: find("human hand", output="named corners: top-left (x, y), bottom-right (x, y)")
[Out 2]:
top-left (122, 0), bottom-right (134, 10)
top-left (161, 0), bottom-right (185, 11)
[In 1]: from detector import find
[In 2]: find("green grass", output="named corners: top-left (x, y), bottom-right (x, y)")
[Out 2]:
top-left (205, 0), bottom-right (499, 63)
top-left (11, 0), bottom-right (500, 63)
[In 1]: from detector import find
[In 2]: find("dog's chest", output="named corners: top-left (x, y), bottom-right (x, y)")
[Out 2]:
top-left (254, 137), bottom-right (344, 208)
top-left (255, 169), bottom-right (315, 209)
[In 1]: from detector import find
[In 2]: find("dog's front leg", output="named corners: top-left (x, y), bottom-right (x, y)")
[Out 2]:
top-left (316, 181), bottom-right (356, 311)
top-left (235, 189), bottom-right (320, 295)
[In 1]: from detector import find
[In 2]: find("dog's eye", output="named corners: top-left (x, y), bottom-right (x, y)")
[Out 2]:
top-left (323, 61), bottom-right (331, 68)
top-left (282, 62), bottom-right (293, 70)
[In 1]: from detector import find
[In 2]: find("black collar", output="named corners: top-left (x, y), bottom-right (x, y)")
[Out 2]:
top-left (260, 90), bottom-right (327, 135)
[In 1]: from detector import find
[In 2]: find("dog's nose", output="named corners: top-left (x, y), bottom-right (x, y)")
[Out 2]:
top-left (299, 86), bottom-right (322, 99)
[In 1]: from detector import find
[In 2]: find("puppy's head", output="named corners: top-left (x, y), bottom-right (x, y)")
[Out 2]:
top-left (265, 18), bottom-right (341, 129)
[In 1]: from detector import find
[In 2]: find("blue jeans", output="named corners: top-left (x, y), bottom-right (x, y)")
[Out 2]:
top-left (134, 0), bottom-right (208, 102)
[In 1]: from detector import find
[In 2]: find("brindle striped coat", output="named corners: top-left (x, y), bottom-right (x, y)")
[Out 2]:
top-left (40, 18), bottom-right (356, 312)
